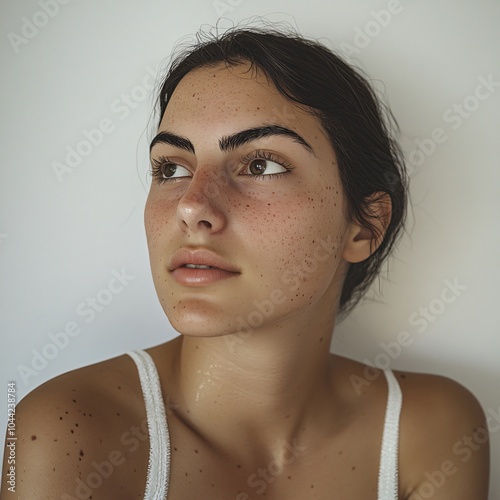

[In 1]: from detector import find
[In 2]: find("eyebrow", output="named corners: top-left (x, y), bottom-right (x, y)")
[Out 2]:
top-left (149, 125), bottom-right (315, 155)
top-left (149, 131), bottom-right (195, 154)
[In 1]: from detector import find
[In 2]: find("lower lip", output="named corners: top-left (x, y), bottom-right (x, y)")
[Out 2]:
top-left (171, 267), bottom-right (240, 286)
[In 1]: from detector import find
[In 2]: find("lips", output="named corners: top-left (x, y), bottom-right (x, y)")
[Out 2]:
top-left (168, 248), bottom-right (241, 286)
top-left (168, 248), bottom-right (241, 274)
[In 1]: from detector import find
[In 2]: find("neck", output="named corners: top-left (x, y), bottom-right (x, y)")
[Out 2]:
top-left (166, 297), bottom-right (341, 461)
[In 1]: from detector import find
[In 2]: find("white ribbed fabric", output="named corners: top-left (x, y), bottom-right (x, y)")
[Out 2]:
top-left (127, 350), bottom-right (171, 500)
top-left (378, 369), bottom-right (403, 500)
top-left (128, 350), bottom-right (402, 500)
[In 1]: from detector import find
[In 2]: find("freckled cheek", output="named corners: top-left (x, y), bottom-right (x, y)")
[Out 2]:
top-left (257, 195), bottom-right (343, 278)
top-left (144, 196), bottom-right (179, 249)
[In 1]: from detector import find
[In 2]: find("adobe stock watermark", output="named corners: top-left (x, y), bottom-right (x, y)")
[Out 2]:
top-left (7, 0), bottom-right (72, 53)
top-left (409, 406), bottom-right (498, 499)
top-left (60, 417), bottom-right (148, 500)
top-left (269, 105), bottom-right (297, 125)
top-left (52, 65), bottom-right (158, 182)
top-left (61, 393), bottom-right (179, 499)
top-left (235, 439), bottom-right (306, 500)
top-left (401, 74), bottom-right (500, 179)
top-left (350, 277), bottom-right (468, 394)
top-left (213, 0), bottom-right (243, 17)
top-left (339, 0), bottom-right (410, 61)
top-left (17, 268), bottom-right (135, 385)
top-left (224, 235), bottom-right (338, 353)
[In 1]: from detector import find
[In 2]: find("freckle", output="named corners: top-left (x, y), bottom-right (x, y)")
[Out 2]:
top-left (185, 472), bottom-right (188, 477)
top-left (237, 464), bottom-right (241, 468)
top-left (59, 416), bottom-right (63, 420)
top-left (75, 423), bottom-right (79, 427)
top-left (194, 449), bottom-right (198, 453)
top-left (352, 466), bottom-right (356, 470)
top-left (53, 439), bottom-right (58, 442)
top-left (31, 435), bottom-right (36, 441)
top-left (311, 484), bottom-right (314, 488)
top-left (117, 386), bottom-right (121, 390)
top-left (116, 412), bottom-right (120, 417)
top-left (71, 430), bottom-right (74, 433)
top-left (288, 475), bottom-right (292, 479)
top-left (72, 399), bottom-right (76, 403)
top-left (80, 449), bottom-right (84, 457)
top-left (174, 447), bottom-right (178, 451)
top-left (339, 450), bottom-right (343, 455)
top-left (65, 411), bottom-right (68, 414)
top-left (401, 374), bottom-right (407, 379)
top-left (53, 467), bottom-right (56, 472)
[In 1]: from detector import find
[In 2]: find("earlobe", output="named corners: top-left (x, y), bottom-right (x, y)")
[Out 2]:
top-left (342, 192), bottom-right (392, 264)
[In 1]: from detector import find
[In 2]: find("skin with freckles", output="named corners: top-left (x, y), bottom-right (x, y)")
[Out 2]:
top-left (1, 63), bottom-right (489, 500)
top-left (145, 62), bottom-right (355, 339)
top-left (143, 61), bottom-right (374, 465)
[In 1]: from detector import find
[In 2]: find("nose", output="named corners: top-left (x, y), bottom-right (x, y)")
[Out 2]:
top-left (176, 169), bottom-right (227, 234)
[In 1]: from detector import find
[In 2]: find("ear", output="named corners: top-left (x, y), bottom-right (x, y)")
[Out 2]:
top-left (342, 192), bottom-right (392, 264)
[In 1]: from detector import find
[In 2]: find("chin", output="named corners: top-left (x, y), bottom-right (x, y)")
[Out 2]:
top-left (165, 305), bottom-right (240, 338)
top-left (159, 288), bottom-right (252, 334)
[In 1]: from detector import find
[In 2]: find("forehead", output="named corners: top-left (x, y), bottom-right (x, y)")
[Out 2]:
top-left (160, 62), bottom-right (324, 141)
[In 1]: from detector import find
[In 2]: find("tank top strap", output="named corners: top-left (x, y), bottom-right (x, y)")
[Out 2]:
top-left (377, 368), bottom-right (403, 500)
top-left (127, 351), bottom-right (401, 499)
top-left (127, 349), bottom-right (171, 499)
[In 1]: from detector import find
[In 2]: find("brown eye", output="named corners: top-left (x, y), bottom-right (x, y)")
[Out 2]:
top-left (246, 158), bottom-right (291, 178)
top-left (248, 159), bottom-right (268, 175)
top-left (151, 156), bottom-right (191, 183)
top-left (162, 163), bottom-right (178, 178)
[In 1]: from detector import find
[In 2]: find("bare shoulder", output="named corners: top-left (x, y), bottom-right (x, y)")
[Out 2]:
top-left (393, 369), bottom-right (490, 499)
top-left (0, 354), bottom-right (150, 500)
top-left (331, 355), bottom-right (489, 499)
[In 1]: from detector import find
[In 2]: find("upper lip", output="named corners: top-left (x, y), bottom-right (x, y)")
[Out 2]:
top-left (168, 248), bottom-right (241, 273)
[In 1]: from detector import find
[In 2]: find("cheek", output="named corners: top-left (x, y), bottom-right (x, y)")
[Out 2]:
top-left (144, 193), bottom-right (176, 253)
top-left (247, 184), bottom-right (345, 299)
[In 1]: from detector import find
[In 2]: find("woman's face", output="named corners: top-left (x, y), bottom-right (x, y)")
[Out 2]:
top-left (145, 62), bottom-right (350, 337)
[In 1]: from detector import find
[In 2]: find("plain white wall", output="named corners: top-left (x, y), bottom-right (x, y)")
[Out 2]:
top-left (1, 0), bottom-right (499, 496)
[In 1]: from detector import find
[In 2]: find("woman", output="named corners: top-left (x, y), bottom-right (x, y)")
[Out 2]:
top-left (1, 26), bottom-right (489, 499)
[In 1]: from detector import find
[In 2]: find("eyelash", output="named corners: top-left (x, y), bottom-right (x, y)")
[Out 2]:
top-left (150, 150), bottom-right (294, 184)
top-left (241, 150), bottom-right (294, 180)
top-left (150, 156), bottom-right (177, 185)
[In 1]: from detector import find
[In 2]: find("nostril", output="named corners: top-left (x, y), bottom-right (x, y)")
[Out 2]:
top-left (179, 218), bottom-right (212, 230)
top-left (176, 192), bottom-right (224, 233)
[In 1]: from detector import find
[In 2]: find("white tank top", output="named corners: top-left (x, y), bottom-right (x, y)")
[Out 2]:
top-left (127, 349), bottom-right (402, 500)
